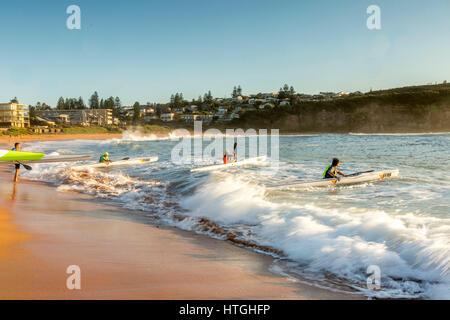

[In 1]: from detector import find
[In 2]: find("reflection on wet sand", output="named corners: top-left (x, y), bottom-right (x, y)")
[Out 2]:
top-left (11, 182), bottom-right (17, 201)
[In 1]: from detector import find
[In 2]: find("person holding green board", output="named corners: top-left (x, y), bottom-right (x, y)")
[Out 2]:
top-left (12, 142), bottom-right (21, 182)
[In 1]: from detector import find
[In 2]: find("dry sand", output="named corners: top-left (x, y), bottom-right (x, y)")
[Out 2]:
top-left (0, 133), bottom-right (123, 144)
top-left (0, 162), bottom-right (362, 300)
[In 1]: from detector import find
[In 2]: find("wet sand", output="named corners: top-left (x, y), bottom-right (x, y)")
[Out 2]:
top-left (0, 166), bottom-right (362, 300)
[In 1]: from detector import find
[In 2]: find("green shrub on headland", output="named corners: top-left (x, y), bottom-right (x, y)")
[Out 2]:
top-left (4, 128), bottom-right (33, 136)
top-left (62, 126), bottom-right (124, 134)
top-left (141, 125), bottom-right (172, 134)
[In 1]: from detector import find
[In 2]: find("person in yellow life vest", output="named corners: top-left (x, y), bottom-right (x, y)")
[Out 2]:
top-left (99, 152), bottom-right (113, 164)
top-left (323, 158), bottom-right (347, 181)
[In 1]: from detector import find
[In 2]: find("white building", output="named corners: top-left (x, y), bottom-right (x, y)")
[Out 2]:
top-left (217, 106), bottom-right (229, 114)
top-left (262, 97), bottom-right (278, 103)
top-left (0, 102), bottom-right (29, 128)
top-left (231, 96), bottom-right (244, 103)
top-left (160, 113), bottom-right (175, 122)
top-left (261, 93), bottom-right (279, 99)
top-left (39, 109), bottom-right (113, 126)
top-left (186, 105), bottom-right (199, 112)
top-left (248, 98), bottom-right (263, 105)
top-left (181, 114), bottom-right (212, 123)
top-left (173, 107), bottom-right (185, 114)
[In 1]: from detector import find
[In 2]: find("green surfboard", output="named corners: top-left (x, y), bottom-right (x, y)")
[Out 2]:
top-left (0, 150), bottom-right (45, 161)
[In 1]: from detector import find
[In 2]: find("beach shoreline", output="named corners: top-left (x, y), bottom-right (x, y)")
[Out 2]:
top-left (0, 165), bottom-right (362, 300)
top-left (0, 133), bottom-right (124, 143)
top-left (1, 129), bottom-right (449, 145)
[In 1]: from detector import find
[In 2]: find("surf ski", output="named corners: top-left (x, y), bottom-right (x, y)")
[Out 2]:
top-left (0, 149), bottom-right (45, 161)
top-left (270, 170), bottom-right (399, 189)
top-left (191, 156), bottom-right (266, 173)
top-left (0, 150), bottom-right (92, 170)
top-left (72, 156), bottom-right (158, 171)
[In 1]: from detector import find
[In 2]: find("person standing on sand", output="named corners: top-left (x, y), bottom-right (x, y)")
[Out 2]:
top-left (11, 142), bottom-right (21, 182)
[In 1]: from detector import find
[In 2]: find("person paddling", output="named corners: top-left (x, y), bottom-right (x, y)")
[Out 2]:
top-left (223, 150), bottom-right (234, 164)
top-left (233, 142), bottom-right (237, 162)
top-left (99, 152), bottom-right (113, 164)
top-left (12, 142), bottom-right (21, 182)
top-left (323, 158), bottom-right (346, 180)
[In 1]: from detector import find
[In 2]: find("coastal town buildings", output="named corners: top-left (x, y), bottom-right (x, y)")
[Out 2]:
top-left (15, 88), bottom-right (364, 128)
top-left (0, 102), bottom-right (29, 128)
top-left (38, 109), bottom-right (114, 126)
top-left (180, 114), bottom-right (213, 123)
top-left (160, 113), bottom-right (175, 122)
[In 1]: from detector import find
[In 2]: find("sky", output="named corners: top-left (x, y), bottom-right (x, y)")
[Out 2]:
top-left (0, 0), bottom-right (449, 107)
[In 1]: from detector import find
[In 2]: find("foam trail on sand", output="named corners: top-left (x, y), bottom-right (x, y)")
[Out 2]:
top-left (180, 175), bottom-right (450, 299)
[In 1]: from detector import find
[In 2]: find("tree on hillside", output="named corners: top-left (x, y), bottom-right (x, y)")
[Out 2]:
top-left (41, 103), bottom-right (51, 110)
top-left (103, 97), bottom-right (110, 108)
top-left (56, 97), bottom-right (65, 109)
top-left (203, 90), bottom-right (213, 104)
top-left (10, 97), bottom-right (19, 103)
top-left (114, 97), bottom-right (122, 109)
top-left (232, 85), bottom-right (243, 98)
top-left (89, 91), bottom-right (100, 109)
top-left (154, 105), bottom-right (161, 117)
top-left (113, 97), bottom-right (122, 118)
top-left (170, 93), bottom-right (185, 108)
top-left (279, 84), bottom-right (296, 100)
top-left (29, 105), bottom-right (36, 118)
top-left (35, 102), bottom-right (51, 110)
top-left (132, 102), bottom-right (141, 124)
top-left (76, 97), bottom-right (86, 109)
top-left (289, 86), bottom-right (295, 96)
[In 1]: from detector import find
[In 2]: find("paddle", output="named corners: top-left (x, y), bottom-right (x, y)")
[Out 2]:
top-left (17, 162), bottom-right (32, 171)
top-left (121, 157), bottom-right (130, 161)
top-left (346, 170), bottom-right (374, 177)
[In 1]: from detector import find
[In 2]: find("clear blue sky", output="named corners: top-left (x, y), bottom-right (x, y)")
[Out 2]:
top-left (1, 0), bottom-right (449, 107)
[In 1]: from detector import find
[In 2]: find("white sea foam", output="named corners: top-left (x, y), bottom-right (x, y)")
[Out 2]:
top-left (180, 174), bottom-right (450, 299)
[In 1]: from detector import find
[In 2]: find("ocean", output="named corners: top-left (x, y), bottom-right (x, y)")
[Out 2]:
top-left (23, 131), bottom-right (450, 299)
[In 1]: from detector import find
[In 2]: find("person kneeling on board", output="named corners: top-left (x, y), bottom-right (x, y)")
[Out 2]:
top-left (323, 158), bottom-right (347, 181)
top-left (223, 150), bottom-right (235, 164)
top-left (99, 152), bottom-right (113, 164)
